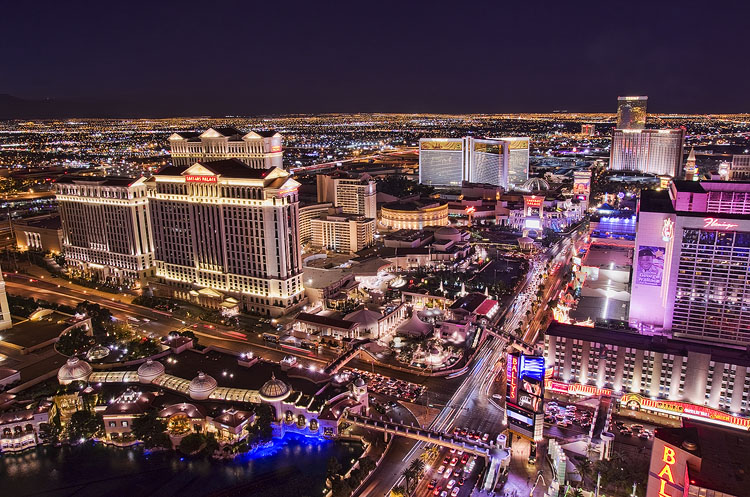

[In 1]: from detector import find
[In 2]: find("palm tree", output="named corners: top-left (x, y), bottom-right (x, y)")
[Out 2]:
top-left (571, 488), bottom-right (584, 497)
top-left (577, 457), bottom-right (593, 483)
top-left (409, 458), bottom-right (426, 479)
top-left (391, 485), bottom-right (407, 497)
top-left (422, 446), bottom-right (439, 464)
top-left (401, 468), bottom-right (414, 493)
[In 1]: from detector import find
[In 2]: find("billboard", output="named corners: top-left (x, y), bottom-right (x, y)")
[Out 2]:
top-left (507, 354), bottom-right (546, 440)
top-left (636, 246), bottom-right (665, 287)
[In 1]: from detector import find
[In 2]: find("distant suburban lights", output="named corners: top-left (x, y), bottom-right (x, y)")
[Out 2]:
top-left (703, 218), bottom-right (739, 230)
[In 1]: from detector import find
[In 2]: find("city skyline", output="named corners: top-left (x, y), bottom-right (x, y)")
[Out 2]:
top-left (3, 1), bottom-right (750, 117)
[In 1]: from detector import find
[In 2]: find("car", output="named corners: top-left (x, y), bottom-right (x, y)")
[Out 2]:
top-left (544, 416), bottom-right (556, 424)
top-left (558, 420), bottom-right (571, 428)
top-left (639, 432), bottom-right (650, 440)
top-left (481, 433), bottom-right (489, 443)
top-left (437, 465), bottom-right (445, 474)
top-left (443, 456), bottom-right (450, 464)
top-left (620, 429), bottom-right (632, 436)
top-left (451, 488), bottom-right (460, 497)
top-left (444, 467), bottom-right (452, 478)
top-left (453, 468), bottom-right (461, 477)
top-left (449, 448), bottom-right (456, 454)
top-left (567, 405), bottom-right (577, 412)
top-left (458, 477), bottom-right (465, 486)
top-left (428, 479), bottom-right (437, 490)
top-left (631, 424), bottom-right (644, 433)
top-left (461, 454), bottom-right (469, 464)
top-left (447, 479), bottom-right (456, 490)
top-left (450, 457), bottom-right (458, 466)
top-left (441, 492), bottom-right (448, 497)
top-left (433, 486), bottom-right (442, 496)
top-left (453, 427), bottom-right (461, 436)
top-left (492, 394), bottom-right (502, 400)
top-left (460, 428), bottom-right (467, 436)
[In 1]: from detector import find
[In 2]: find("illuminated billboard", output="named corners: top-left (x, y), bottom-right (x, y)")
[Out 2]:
top-left (507, 354), bottom-right (546, 440)
top-left (635, 245), bottom-right (665, 287)
top-left (525, 219), bottom-right (541, 230)
top-left (185, 175), bottom-right (218, 183)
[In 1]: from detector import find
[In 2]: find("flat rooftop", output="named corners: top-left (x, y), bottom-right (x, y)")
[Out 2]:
top-left (1, 313), bottom-right (76, 350)
top-left (582, 243), bottom-right (633, 270)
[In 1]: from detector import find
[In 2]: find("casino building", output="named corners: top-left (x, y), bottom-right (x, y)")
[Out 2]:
top-left (629, 180), bottom-right (750, 343)
top-left (418, 136), bottom-right (529, 189)
top-left (168, 127), bottom-right (283, 169)
top-left (646, 424), bottom-right (750, 497)
top-left (147, 159), bottom-right (305, 316)
top-left (55, 176), bottom-right (155, 287)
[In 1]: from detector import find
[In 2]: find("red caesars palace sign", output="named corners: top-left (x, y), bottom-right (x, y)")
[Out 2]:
top-left (185, 175), bottom-right (217, 183)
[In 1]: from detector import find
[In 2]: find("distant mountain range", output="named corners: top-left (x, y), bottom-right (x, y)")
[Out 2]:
top-left (0, 94), bottom-right (145, 119)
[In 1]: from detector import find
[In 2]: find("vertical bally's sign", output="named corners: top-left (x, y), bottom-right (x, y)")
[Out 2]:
top-left (647, 440), bottom-right (694, 497)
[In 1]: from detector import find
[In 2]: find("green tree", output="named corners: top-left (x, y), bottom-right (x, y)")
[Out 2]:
top-left (390, 486), bottom-right (407, 497)
top-left (331, 478), bottom-right (353, 497)
top-left (56, 327), bottom-right (94, 355)
top-left (131, 410), bottom-right (170, 449)
top-left (327, 455), bottom-right (343, 482)
top-left (178, 433), bottom-right (205, 454)
top-left (409, 457), bottom-right (425, 480)
top-left (67, 409), bottom-right (103, 442)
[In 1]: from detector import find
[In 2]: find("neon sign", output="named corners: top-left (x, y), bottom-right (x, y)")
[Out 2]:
top-left (185, 175), bottom-right (217, 183)
top-left (271, 145), bottom-right (282, 153)
top-left (465, 206), bottom-right (476, 215)
top-left (703, 218), bottom-right (738, 230)
top-left (661, 218), bottom-right (674, 242)
top-left (656, 446), bottom-right (677, 497)
top-left (524, 196), bottom-right (543, 208)
top-left (506, 355), bottom-right (519, 403)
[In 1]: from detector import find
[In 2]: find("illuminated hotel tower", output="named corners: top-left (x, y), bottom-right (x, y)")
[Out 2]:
top-left (616, 96), bottom-right (648, 129)
top-left (0, 269), bottom-right (11, 330)
top-left (168, 127), bottom-right (283, 168)
top-left (147, 159), bottom-right (304, 317)
top-left (55, 176), bottom-right (155, 287)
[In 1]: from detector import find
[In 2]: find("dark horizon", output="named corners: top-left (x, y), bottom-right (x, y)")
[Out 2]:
top-left (3, 1), bottom-right (749, 118)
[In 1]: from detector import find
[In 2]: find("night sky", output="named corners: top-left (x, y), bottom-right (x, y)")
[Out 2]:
top-left (2, 1), bottom-right (748, 116)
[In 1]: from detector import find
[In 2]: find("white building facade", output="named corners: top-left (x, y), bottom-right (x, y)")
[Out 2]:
top-left (316, 173), bottom-right (377, 218)
top-left (168, 127), bottom-right (283, 169)
top-left (311, 214), bottom-right (375, 254)
top-left (147, 159), bottom-right (304, 316)
top-left (610, 129), bottom-right (685, 177)
top-left (55, 177), bottom-right (155, 286)
top-left (419, 136), bottom-right (529, 189)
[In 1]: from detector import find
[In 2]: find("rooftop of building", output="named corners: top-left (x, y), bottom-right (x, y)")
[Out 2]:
top-left (381, 198), bottom-right (446, 211)
top-left (301, 266), bottom-right (353, 289)
top-left (654, 423), bottom-right (750, 496)
top-left (315, 213), bottom-right (372, 223)
top-left (13, 214), bottom-right (61, 230)
top-left (54, 176), bottom-right (139, 187)
top-left (294, 312), bottom-right (358, 331)
top-left (582, 243), bottom-right (633, 270)
top-left (155, 160), bottom-right (283, 181)
top-left (1, 312), bottom-right (80, 350)
top-left (449, 293), bottom-right (489, 314)
top-left (641, 187), bottom-right (750, 220)
top-left (546, 322), bottom-right (750, 368)
top-left (172, 128), bottom-right (279, 141)
top-left (384, 229), bottom-right (434, 242)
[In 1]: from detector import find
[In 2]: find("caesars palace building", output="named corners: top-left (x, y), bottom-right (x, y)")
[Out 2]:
top-left (545, 180), bottom-right (750, 431)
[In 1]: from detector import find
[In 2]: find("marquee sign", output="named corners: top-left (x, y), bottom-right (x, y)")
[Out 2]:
top-left (185, 175), bottom-right (218, 183)
top-left (271, 145), bottom-right (282, 153)
top-left (524, 196), bottom-right (543, 208)
top-left (703, 218), bottom-right (738, 230)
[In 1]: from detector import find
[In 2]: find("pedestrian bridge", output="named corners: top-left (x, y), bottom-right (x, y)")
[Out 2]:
top-left (324, 339), bottom-right (372, 375)
top-left (342, 411), bottom-right (493, 457)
